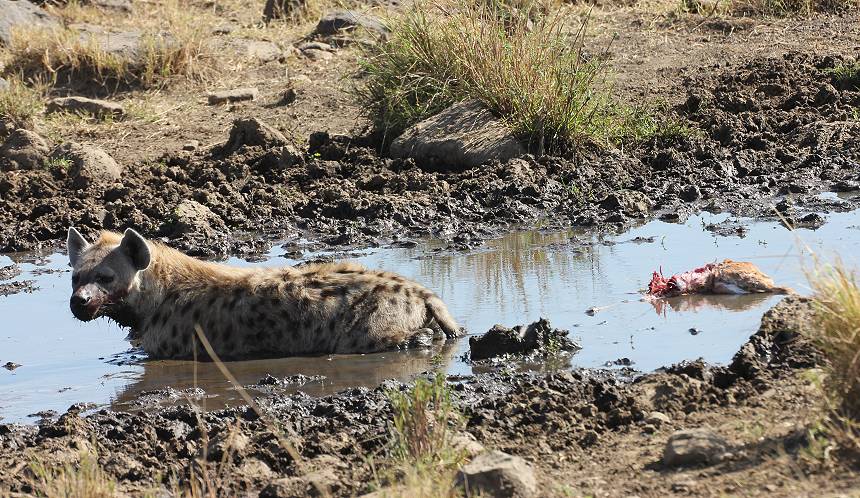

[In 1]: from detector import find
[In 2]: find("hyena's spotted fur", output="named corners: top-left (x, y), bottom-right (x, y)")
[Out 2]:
top-left (67, 228), bottom-right (461, 360)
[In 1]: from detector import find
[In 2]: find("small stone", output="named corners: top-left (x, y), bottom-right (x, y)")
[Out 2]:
top-left (451, 432), bottom-right (485, 458)
top-left (302, 48), bottom-right (333, 61)
top-left (642, 424), bottom-right (657, 434)
top-left (689, 327), bottom-right (702, 335)
top-left (313, 10), bottom-right (388, 38)
top-left (297, 41), bottom-right (332, 51)
top-left (222, 117), bottom-right (287, 154)
top-left (47, 96), bottom-right (125, 119)
top-left (246, 40), bottom-right (282, 62)
top-left (182, 140), bottom-right (200, 151)
top-left (207, 87), bottom-right (259, 105)
top-left (166, 199), bottom-right (225, 238)
top-left (2, 362), bottom-right (21, 371)
top-left (454, 450), bottom-right (537, 498)
top-left (646, 411), bottom-right (671, 427)
top-left (52, 142), bottom-right (122, 189)
top-left (278, 88), bottom-right (297, 105)
top-left (263, 0), bottom-right (305, 21)
top-left (663, 428), bottom-right (728, 467)
top-left (679, 184), bottom-right (701, 202)
top-left (600, 190), bottom-right (654, 216)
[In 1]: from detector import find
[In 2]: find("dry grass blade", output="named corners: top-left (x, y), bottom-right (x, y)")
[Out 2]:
top-left (809, 263), bottom-right (860, 455)
top-left (192, 324), bottom-right (332, 497)
top-left (29, 453), bottom-right (118, 498)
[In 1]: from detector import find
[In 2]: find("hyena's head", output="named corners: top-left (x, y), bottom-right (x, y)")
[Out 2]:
top-left (66, 227), bottom-right (151, 322)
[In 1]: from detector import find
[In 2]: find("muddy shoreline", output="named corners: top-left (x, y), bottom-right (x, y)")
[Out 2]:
top-left (0, 296), bottom-right (843, 496)
top-left (1, 53), bottom-right (859, 258)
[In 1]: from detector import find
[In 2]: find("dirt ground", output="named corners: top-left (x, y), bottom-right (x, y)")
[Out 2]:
top-left (1, 0), bottom-right (860, 496)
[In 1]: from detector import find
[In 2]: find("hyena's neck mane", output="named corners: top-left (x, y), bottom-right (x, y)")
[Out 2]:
top-left (141, 243), bottom-right (256, 298)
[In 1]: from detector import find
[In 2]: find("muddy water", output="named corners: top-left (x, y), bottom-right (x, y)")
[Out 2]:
top-left (2, 208), bottom-right (859, 423)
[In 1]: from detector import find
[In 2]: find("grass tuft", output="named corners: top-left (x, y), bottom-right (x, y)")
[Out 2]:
top-left (810, 263), bottom-right (860, 456)
top-left (381, 373), bottom-right (466, 497)
top-left (29, 453), bottom-right (118, 498)
top-left (355, 1), bottom-right (662, 153)
top-left (3, 1), bottom-right (214, 91)
top-left (0, 76), bottom-right (46, 134)
top-left (827, 61), bottom-right (860, 91)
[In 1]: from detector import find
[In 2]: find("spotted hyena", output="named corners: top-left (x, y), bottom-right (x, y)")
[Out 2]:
top-left (66, 227), bottom-right (462, 360)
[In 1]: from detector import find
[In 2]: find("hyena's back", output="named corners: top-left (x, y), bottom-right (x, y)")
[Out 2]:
top-left (143, 261), bottom-right (461, 359)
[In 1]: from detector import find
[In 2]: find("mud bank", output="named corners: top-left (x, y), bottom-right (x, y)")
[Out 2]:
top-left (1, 53), bottom-right (858, 256)
top-left (2, 296), bottom-right (850, 497)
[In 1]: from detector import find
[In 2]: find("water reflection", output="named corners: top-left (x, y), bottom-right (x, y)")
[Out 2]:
top-left (647, 293), bottom-right (776, 316)
top-left (4, 210), bottom-right (860, 422)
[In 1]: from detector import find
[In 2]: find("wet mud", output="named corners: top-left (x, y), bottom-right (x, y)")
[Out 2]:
top-left (0, 297), bottom-right (823, 496)
top-left (1, 54), bottom-right (858, 256)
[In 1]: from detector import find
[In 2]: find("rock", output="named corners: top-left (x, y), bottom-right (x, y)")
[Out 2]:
top-left (645, 411), bottom-right (671, 427)
top-left (451, 432), bottom-right (485, 458)
top-left (679, 184), bottom-right (701, 202)
top-left (70, 23), bottom-right (172, 60)
top-left (297, 41), bottom-right (332, 51)
top-left (2, 362), bottom-right (21, 371)
top-left (663, 428), bottom-right (728, 467)
top-left (47, 96), bottom-right (125, 119)
top-left (0, 0), bottom-right (59, 46)
top-left (246, 40), bottom-right (282, 62)
top-left (600, 190), bottom-right (654, 216)
top-left (182, 140), bottom-right (199, 151)
top-left (469, 318), bottom-right (580, 361)
top-left (454, 450), bottom-right (537, 498)
top-left (207, 87), bottom-right (259, 105)
top-left (223, 117), bottom-right (287, 154)
top-left (52, 142), bottom-right (121, 189)
top-left (390, 100), bottom-right (526, 172)
top-left (263, 0), bottom-right (305, 21)
top-left (0, 77), bottom-right (8, 92)
top-left (85, 0), bottom-right (132, 12)
top-left (166, 200), bottom-right (225, 238)
top-left (0, 129), bottom-right (50, 171)
top-left (302, 48), bottom-right (333, 61)
top-left (313, 10), bottom-right (389, 38)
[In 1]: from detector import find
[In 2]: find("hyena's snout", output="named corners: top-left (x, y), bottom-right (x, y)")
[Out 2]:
top-left (70, 286), bottom-right (102, 321)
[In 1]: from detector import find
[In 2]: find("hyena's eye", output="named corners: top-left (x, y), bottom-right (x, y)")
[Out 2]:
top-left (96, 274), bottom-right (115, 285)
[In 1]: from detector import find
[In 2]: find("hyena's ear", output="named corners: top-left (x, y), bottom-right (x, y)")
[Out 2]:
top-left (119, 228), bottom-right (151, 271)
top-left (67, 227), bottom-right (90, 267)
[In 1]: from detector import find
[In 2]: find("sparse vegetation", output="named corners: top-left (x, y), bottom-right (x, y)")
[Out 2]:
top-left (4, 23), bottom-right (213, 90)
top-left (679, 0), bottom-right (859, 17)
top-left (29, 453), bottom-right (118, 498)
top-left (378, 373), bottom-right (467, 498)
top-left (356, 1), bottom-right (666, 153)
top-left (0, 76), bottom-right (46, 133)
top-left (827, 61), bottom-right (860, 90)
top-left (810, 263), bottom-right (860, 456)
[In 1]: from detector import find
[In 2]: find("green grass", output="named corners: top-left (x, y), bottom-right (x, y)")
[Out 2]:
top-left (378, 373), bottom-right (467, 498)
top-left (810, 263), bottom-right (860, 457)
top-left (355, 1), bottom-right (671, 153)
top-left (828, 61), bottom-right (860, 91)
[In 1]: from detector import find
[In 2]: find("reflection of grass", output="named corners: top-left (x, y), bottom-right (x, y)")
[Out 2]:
top-left (419, 230), bottom-right (592, 314)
